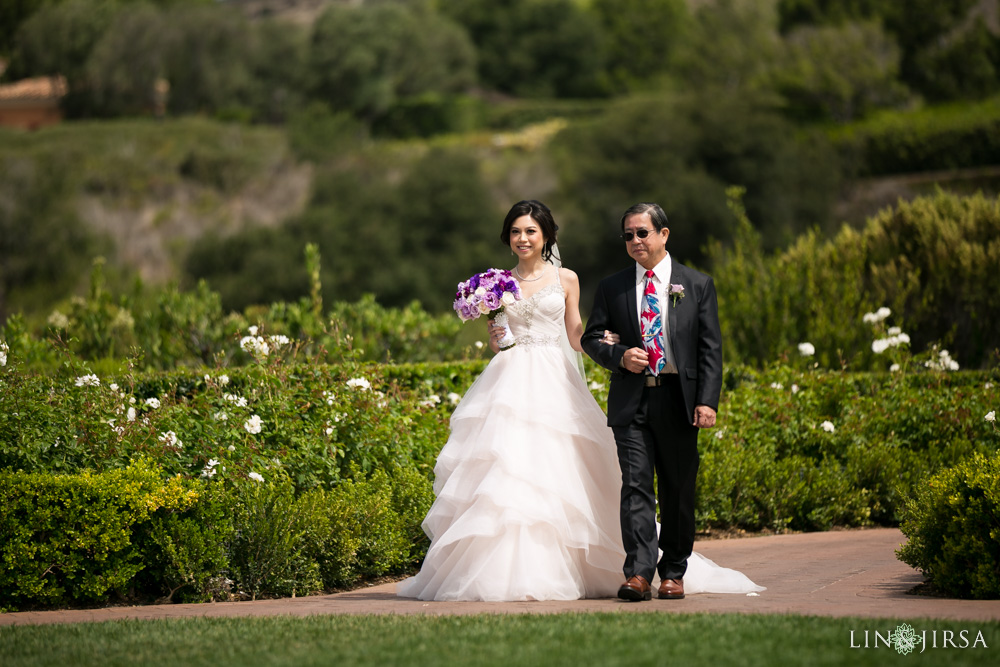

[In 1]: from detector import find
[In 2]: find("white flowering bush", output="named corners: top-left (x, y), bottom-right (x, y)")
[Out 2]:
top-left (697, 364), bottom-right (999, 532)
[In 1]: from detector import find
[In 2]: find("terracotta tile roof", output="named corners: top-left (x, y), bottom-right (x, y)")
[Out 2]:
top-left (0, 76), bottom-right (67, 102)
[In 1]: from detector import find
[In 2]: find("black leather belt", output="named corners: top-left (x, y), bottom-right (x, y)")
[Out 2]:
top-left (644, 373), bottom-right (675, 386)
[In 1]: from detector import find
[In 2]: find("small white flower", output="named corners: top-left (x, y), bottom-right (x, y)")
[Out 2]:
top-left (248, 325), bottom-right (258, 336)
top-left (770, 382), bottom-right (783, 390)
top-left (244, 414), bottom-right (263, 435)
top-left (219, 374), bottom-right (230, 386)
top-left (589, 381), bottom-right (604, 391)
top-left (346, 377), bottom-right (371, 391)
top-left (145, 397), bottom-right (160, 409)
top-left (797, 342), bottom-right (815, 357)
top-left (791, 384), bottom-right (799, 394)
top-left (205, 374), bottom-right (211, 382)
top-left (871, 339), bottom-right (890, 354)
top-left (224, 393), bottom-right (248, 407)
top-left (248, 472), bottom-right (264, 483)
top-left (201, 467), bottom-right (217, 479)
top-left (129, 396), bottom-right (136, 404)
top-left (240, 335), bottom-right (270, 357)
top-left (74, 374), bottom-right (100, 387)
top-left (986, 382), bottom-right (993, 389)
top-left (325, 426), bottom-right (334, 436)
top-left (715, 429), bottom-right (724, 440)
top-left (109, 383), bottom-right (119, 393)
top-left (890, 364), bottom-right (900, 372)
top-left (227, 444), bottom-right (236, 452)
top-left (820, 420), bottom-right (835, 433)
top-left (419, 394), bottom-right (441, 408)
top-left (270, 334), bottom-right (290, 348)
top-left (447, 392), bottom-right (461, 405)
top-left (159, 431), bottom-right (182, 448)
top-left (501, 292), bottom-right (516, 306)
top-left (213, 411), bottom-right (228, 421)
top-left (985, 411), bottom-right (995, 423)
top-left (47, 310), bottom-right (69, 329)
top-left (127, 406), bottom-right (136, 422)
top-left (474, 341), bottom-right (484, 349)
top-left (887, 326), bottom-right (901, 336)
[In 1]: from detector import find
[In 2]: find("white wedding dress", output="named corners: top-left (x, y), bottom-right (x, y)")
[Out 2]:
top-left (396, 274), bottom-right (764, 601)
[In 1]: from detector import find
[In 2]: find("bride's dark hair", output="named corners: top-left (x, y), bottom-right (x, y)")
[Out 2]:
top-left (500, 199), bottom-right (559, 263)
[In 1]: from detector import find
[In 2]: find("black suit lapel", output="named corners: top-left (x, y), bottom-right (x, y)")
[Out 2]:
top-left (623, 270), bottom-right (641, 345)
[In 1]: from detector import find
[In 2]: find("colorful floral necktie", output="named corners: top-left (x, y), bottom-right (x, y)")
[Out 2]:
top-left (640, 270), bottom-right (666, 376)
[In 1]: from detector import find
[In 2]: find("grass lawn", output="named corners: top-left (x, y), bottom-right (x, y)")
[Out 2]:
top-left (2, 612), bottom-right (998, 666)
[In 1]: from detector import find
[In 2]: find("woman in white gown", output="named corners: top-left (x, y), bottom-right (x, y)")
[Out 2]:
top-left (396, 200), bottom-right (763, 601)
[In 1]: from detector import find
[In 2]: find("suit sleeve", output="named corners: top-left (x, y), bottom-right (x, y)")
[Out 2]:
top-left (696, 276), bottom-right (723, 411)
top-left (582, 279), bottom-right (627, 373)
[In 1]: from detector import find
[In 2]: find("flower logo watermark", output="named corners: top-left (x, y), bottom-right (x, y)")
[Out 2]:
top-left (850, 624), bottom-right (988, 653)
top-left (890, 623), bottom-right (920, 655)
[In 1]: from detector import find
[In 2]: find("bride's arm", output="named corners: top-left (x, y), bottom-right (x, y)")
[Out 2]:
top-left (561, 268), bottom-right (586, 352)
top-left (563, 268), bottom-right (619, 351)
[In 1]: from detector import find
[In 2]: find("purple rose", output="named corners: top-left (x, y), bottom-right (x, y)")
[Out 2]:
top-left (482, 291), bottom-right (501, 311)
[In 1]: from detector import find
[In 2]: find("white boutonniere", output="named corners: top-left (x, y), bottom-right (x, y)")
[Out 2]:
top-left (668, 284), bottom-right (685, 307)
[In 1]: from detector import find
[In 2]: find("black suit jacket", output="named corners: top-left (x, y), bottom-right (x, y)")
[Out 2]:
top-left (582, 261), bottom-right (723, 427)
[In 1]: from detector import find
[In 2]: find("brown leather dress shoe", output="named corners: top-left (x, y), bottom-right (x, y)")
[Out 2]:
top-left (658, 578), bottom-right (685, 599)
top-left (618, 575), bottom-right (652, 601)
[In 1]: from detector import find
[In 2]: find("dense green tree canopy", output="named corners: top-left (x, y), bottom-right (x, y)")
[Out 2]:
top-left (309, 3), bottom-right (476, 121)
top-left (439, 0), bottom-right (607, 98)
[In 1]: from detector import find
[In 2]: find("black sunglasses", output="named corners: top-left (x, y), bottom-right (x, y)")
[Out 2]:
top-left (620, 228), bottom-right (656, 242)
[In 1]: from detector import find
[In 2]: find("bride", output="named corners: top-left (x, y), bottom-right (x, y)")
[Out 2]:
top-left (396, 200), bottom-right (763, 601)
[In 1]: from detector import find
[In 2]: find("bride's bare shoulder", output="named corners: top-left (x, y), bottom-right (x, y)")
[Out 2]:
top-left (558, 267), bottom-right (580, 286)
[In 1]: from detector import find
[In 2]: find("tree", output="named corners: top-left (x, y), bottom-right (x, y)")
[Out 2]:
top-left (589, 0), bottom-right (690, 92)
top-left (440, 0), bottom-right (607, 98)
top-left (85, 3), bottom-right (171, 117)
top-left (550, 90), bottom-right (840, 294)
top-left (771, 20), bottom-right (910, 122)
top-left (309, 3), bottom-right (476, 122)
top-left (7, 0), bottom-right (121, 117)
top-left (0, 153), bottom-right (94, 321)
top-left (672, 0), bottom-right (784, 94)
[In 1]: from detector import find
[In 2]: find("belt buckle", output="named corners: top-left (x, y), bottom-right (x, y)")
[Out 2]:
top-left (644, 375), bottom-right (661, 387)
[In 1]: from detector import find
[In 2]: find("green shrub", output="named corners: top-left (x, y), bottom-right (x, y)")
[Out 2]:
top-left (0, 460), bottom-right (196, 608)
top-left (828, 95), bottom-right (1000, 177)
top-left (710, 190), bottom-right (1000, 370)
top-left (133, 481), bottom-right (234, 604)
top-left (897, 450), bottom-right (1000, 599)
top-left (227, 480), bottom-right (322, 600)
top-left (697, 365), bottom-right (998, 532)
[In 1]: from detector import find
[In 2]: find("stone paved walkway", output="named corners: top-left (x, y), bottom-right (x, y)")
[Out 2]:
top-left (3, 528), bottom-right (999, 626)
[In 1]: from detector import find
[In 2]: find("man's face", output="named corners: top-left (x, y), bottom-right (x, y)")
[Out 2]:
top-left (623, 212), bottom-right (669, 269)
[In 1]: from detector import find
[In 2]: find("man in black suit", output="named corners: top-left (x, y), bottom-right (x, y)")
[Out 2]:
top-left (582, 202), bottom-right (722, 601)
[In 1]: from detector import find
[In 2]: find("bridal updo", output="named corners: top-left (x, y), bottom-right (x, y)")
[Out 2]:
top-left (500, 199), bottom-right (559, 264)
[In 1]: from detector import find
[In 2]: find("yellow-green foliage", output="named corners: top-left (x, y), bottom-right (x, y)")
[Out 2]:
top-left (897, 450), bottom-right (1000, 599)
top-left (0, 460), bottom-right (197, 607)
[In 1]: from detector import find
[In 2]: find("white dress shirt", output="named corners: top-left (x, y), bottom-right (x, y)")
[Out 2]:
top-left (633, 254), bottom-right (678, 374)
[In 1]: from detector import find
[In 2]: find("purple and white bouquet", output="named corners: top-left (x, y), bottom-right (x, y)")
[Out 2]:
top-left (454, 268), bottom-right (522, 350)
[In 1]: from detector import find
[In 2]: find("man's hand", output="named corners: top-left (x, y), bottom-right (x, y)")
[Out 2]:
top-left (693, 405), bottom-right (717, 429)
top-left (620, 347), bottom-right (649, 373)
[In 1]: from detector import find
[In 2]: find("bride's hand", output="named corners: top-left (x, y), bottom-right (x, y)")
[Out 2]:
top-left (486, 320), bottom-right (504, 348)
top-left (601, 330), bottom-right (620, 346)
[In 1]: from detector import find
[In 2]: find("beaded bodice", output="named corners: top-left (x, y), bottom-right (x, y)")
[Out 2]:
top-left (506, 281), bottom-right (564, 348)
